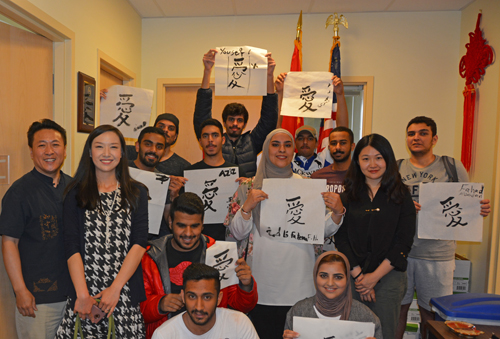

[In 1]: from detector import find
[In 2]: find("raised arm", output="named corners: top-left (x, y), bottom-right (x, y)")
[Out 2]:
top-left (333, 76), bottom-right (348, 128)
top-left (250, 53), bottom-right (278, 154)
top-left (275, 72), bottom-right (287, 128)
top-left (194, 49), bottom-right (217, 138)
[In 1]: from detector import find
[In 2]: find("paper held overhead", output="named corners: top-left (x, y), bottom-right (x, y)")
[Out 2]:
top-left (281, 72), bottom-right (335, 119)
top-left (215, 46), bottom-right (268, 96)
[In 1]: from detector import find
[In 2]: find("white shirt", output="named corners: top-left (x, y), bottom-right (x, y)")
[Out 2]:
top-left (152, 308), bottom-right (259, 339)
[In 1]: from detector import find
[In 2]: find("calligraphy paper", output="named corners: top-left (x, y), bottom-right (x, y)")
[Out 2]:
top-left (205, 241), bottom-right (239, 289)
top-left (100, 85), bottom-right (154, 138)
top-left (418, 182), bottom-right (484, 242)
top-left (184, 167), bottom-right (239, 224)
top-left (281, 72), bottom-right (336, 119)
top-left (294, 316), bottom-right (375, 339)
top-left (129, 168), bottom-right (170, 234)
top-left (215, 46), bottom-right (268, 96)
top-left (260, 178), bottom-right (326, 244)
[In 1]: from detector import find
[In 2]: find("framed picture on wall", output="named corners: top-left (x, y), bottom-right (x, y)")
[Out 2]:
top-left (77, 72), bottom-right (96, 133)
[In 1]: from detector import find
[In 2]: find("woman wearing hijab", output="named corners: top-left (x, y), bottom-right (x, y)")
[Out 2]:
top-left (283, 251), bottom-right (382, 339)
top-left (225, 129), bottom-right (344, 339)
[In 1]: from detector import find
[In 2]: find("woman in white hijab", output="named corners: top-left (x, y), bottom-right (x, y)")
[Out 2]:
top-left (226, 129), bottom-right (344, 339)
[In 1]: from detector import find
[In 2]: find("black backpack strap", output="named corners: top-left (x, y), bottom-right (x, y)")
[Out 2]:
top-left (441, 156), bottom-right (459, 182)
top-left (397, 159), bottom-right (403, 169)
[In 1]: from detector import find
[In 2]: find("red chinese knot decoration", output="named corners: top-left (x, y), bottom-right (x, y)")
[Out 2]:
top-left (459, 13), bottom-right (493, 172)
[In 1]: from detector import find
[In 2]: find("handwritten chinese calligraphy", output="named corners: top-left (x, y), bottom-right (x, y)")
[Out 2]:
top-left (286, 196), bottom-right (305, 225)
top-left (418, 182), bottom-right (484, 242)
top-left (202, 179), bottom-right (219, 212)
top-left (260, 178), bottom-right (326, 244)
top-left (184, 167), bottom-right (239, 224)
top-left (100, 85), bottom-right (153, 138)
top-left (215, 46), bottom-right (267, 96)
top-left (282, 72), bottom-right (336, 119)
top-left (440, 197), bottom-right (468, 227)
top-left (129, 168), bottom-right (169, 234)
top-left (299, 86), bottom-right (318, 112)
top-left (205, 241), bottom-right (239, 289)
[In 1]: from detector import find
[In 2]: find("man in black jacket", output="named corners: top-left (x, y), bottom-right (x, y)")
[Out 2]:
top-left (193, 49), bottom-right (278, 177)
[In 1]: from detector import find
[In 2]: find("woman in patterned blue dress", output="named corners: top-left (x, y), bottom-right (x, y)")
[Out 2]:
top-left (56, 125), bottom-right (148, 338)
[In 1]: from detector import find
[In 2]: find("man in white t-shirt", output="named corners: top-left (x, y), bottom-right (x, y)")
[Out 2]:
top-left (152, 263), bottom-right (259, 339)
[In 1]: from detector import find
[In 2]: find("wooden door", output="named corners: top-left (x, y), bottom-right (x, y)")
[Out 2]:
top-left (0, 21), bottom-right (53, 339)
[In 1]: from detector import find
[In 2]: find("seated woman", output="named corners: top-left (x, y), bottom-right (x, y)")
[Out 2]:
top-left (283, 251), bottom-right (382, 339)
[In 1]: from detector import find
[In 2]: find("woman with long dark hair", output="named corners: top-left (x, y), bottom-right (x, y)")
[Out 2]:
top-left (56, 125), bottom-right (148, 338)
top-left (283, 251), bottom-right (382, 339)
top-left (335, 133), bottom-right (416, 339)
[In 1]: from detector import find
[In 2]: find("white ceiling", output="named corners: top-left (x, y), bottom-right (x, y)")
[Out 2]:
top-left (127, 0), bottom-right (475, 18)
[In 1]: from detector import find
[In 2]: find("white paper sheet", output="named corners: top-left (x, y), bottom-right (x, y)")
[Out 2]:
top-left (129, 168), bottom-right (170, 234)
top-left (100, 85), bottom-right (153, 139)
top-left (281, 72), bottom-right (336, 119)
top-left (418, 182), bottom-right (484, 242)
top-left (205, 241), bottom-right (239, 289)
top-left (293, 316), bottom-right (375, 339)
top-left (260, 178), bottom-right (326, 244)
top-left (215, 46), bottom-right (268, 96)
top-left (184, 167), bottom-right (239, 224)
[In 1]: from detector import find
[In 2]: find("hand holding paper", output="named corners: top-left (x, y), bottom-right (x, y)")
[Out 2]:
top-left (242, 189), bottom-right (268, 213)
top-left (235, 258), bottom-right (252, 291)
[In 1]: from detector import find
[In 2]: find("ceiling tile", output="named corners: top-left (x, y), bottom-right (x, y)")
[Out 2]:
top-left (155, 0), bottom-right (235, 17)
top-left (128, 0), bottom-right (165, 18)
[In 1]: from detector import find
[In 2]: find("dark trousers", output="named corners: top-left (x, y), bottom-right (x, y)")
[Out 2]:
top-left (249, 304), bottom-right (291, 339)
top-left (353, 269), bottom-right (407, 339)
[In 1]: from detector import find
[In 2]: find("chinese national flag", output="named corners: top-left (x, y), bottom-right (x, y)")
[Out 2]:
top-left (281, 30), bottom-right (303, 136)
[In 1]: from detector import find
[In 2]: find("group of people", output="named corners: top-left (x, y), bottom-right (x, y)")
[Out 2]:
top-left (0, 48), bottom-right (492, 339)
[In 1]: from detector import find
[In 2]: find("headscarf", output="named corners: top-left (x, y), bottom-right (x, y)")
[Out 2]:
top-left (251, 129), bottom-right (294, 228)
top-left (313, 251), bottom-right (353, 320)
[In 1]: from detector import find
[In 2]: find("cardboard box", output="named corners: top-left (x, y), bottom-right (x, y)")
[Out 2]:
top-left (407, 291), bottom-right (420, 323)
top-left (454, 254), bottom-right (471, 294)
top-left (403, 322), bottom-right (420, 339)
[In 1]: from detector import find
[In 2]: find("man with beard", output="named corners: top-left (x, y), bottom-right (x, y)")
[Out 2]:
top-left (141, 193), bottom-right (258, 339)
top-left (193, 49), bottom-right (278, 177)
top-left (311, 126), bottom-right (355, 193)
top-left (395, 116), bottom-right (491, 339)
top-left (184, 119), bottom-right (246, 240)
top-left (129, 126), bottom-right (166, 172)
top-left (129, 127), bottom-right (183, 239)
top-left (311, 126), bottom-right (355, 252)
top-left (151, 263), bottom-right (258, 339)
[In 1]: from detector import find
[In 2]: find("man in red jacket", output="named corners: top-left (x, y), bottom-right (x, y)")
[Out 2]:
top-left (141, 192), bottom-right (258, 339)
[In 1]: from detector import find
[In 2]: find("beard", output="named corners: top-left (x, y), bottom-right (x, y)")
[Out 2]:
top-left (139, 152), bottom-right (159, 168)
top-left (331, 151), bottom-right (351, 163)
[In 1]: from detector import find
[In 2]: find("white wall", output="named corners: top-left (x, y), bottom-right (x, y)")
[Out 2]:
top-left (142, 11), bottom-right (461, 159)
top-left (454, 0), bottom-right (500, 293)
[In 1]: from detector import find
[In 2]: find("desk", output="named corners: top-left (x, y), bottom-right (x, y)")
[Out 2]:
top-left (426, 320), bottom-right (500, 339)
